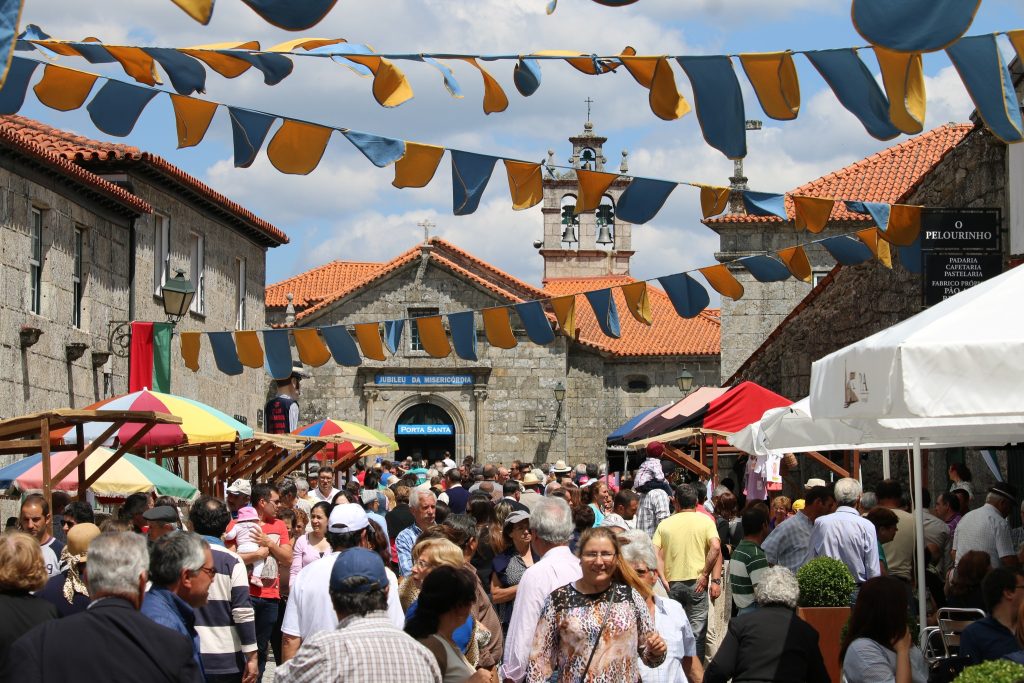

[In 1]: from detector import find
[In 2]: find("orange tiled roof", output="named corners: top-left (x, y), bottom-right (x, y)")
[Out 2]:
top-left (267, 240), bottom-right (720, 356)
top-left (706, 123), bottom-right (972, 226)
top-left (1, 115), bottom-right (288, 246)
top-left (0, 119), bottom-right (152, 215)
top-left (543, 276), bottom-right (721, 357)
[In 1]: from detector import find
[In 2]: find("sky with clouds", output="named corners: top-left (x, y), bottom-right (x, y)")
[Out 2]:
top-left (14, 0), bottom-right (1024, 290)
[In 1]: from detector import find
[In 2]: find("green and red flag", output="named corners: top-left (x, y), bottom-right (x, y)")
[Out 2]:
top-left (128, 321), bottom-right (173, 393)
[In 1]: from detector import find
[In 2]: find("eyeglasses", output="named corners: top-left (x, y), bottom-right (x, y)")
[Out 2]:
top-left (414, 559), bottom-right (433, 569)
top-left (582, 551), bottom-right (616, 561)
top-left (634, 567), bottom-right (652, 576)
top-left (195, 566), bottom-right (216, 579)
top-left (61, 519), bottom-right (76, 529)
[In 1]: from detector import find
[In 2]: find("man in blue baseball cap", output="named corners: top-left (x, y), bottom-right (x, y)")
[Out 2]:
top-left (276, 547), bottom-right (441, 683)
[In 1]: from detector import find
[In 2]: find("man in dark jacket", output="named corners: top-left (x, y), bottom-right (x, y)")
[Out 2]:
top-left (141, 531), bottom-right (216, 675)
top-left (2, 532), bottom-right (202, 682)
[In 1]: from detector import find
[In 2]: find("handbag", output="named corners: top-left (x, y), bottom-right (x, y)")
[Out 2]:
top-left (581, 591), bottom-right (613, 680)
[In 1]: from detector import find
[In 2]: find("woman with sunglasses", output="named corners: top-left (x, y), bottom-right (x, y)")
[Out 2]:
top-left (526, 527), bottom-right (666, 683)
top-left (620, 533), bottom-right (703, 683)
top-left (491, 511), bottom-right (538, 639)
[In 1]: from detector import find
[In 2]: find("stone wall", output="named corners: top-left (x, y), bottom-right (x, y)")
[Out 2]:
top-left (0, 157), bottom-right (132, 421)
top-left (290, 250), bottom-right (719, 466)
top-left (129, 179), bottom-right (272, 426)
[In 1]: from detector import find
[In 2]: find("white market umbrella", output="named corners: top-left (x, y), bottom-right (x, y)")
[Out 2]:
top-left (807, 264), bottom-right (1024, 635)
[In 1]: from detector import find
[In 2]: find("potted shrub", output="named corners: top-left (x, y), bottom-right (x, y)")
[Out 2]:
top-left (954, 659), bottom-right (1024, 682)
top-left (796, 556), bottom-right (856, 683)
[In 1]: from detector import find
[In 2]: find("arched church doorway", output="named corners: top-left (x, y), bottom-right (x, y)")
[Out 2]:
top-left (394, 402), bottom-right (456, 464)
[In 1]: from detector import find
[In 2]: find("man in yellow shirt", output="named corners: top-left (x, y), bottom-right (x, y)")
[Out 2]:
top-left (653, 482), bottom-right (722, 661)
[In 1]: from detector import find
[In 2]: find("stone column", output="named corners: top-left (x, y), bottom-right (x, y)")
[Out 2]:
top-left (362, 388), bottom-right (379, 427)
top-left (472, 386), bottom-right (488, 458)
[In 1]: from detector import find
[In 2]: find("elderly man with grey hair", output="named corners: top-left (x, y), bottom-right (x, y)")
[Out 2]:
top-left (705, 567), bottom-right (829, 683)
top-left (809, 477), bottom-right (880, 599)
top-left (621, 535), bottom-right (703, 683)
top-left (3, 532), bottom-right (202, 681)
top-left (500, 496), bottom-right (581, 683)
top-left (141, 531), bottom-right (216, 674)
top-left (396, 487), bottom-right (436, 577)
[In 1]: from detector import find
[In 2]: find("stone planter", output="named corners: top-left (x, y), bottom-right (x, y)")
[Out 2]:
top-left (798, 606), bottom-right (851, 683)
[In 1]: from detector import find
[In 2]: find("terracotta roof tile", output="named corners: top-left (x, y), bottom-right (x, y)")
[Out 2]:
top-left (265, 261), bottom-right (385, 309)
top-left (706, 123), bottom-right (972, 226)
top-left (0, 120), bottom-right (151, 214)
top-left (543, 276), bottom-right (721, 357)
top-left (1, 115), bottom-right (288, 246)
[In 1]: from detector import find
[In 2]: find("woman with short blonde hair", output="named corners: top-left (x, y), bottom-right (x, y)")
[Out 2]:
top-left (0, 532), bottom-right (57, 668)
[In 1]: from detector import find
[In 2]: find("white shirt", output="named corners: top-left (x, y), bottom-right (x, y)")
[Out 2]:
top-left (810, 506), bottom-right (880, 584)
top-left (638, 595), bottom-right (697, 683)
top-left (309, 487), bottom-right (340, 504)
top-left (500, 545), bottom-right (582, 682)
top-left (953, 503), bottom-right (1014, 567)
top-left (281, 551), bottom-right (404, 639)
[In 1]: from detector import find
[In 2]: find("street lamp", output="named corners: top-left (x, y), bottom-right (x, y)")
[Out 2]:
top-left (553, 380), bottom-right (566, 403)
top-left (109, 268), bottom-right (196, 358)
top-left (676, 370), bottom-right (695, 394)
top-left (161, 269), bottom-right (196, 324)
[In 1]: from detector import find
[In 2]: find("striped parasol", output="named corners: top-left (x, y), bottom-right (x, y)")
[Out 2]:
top-left (293, 419), bottom-right (398, 461)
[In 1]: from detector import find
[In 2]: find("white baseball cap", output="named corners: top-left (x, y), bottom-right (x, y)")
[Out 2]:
top-left (328, 503), bottom-right (369, 533)
top-left (226, 479), bottom-right (251, 496)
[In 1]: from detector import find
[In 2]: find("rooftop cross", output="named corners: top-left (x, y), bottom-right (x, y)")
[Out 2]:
top-left (585, 97), bottom-right (594, 122)
top-left (417, 219), bottom-right (435, 244)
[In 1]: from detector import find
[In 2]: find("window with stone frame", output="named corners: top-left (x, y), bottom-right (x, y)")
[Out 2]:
top-left (28, 206), bottom-right (43, 315)
top-left (624, 375), bottom-right (650, 392)
top-left (72, 226), bottom-right (84, 328)
top-left (235, 257), bottom-right (247, 330)
top-left (408, 307), bottom-right (439, 352)
top-left (153, 212), bottom-right (170, 296)
top-left (189, 232), bottom-right (205, 315)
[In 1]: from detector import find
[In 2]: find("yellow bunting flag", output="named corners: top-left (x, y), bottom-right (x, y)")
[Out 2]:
top-left (575, 170), bottom-right (618, 214)
top-left (32, 40), bottom-right (90, 57)
top-left (34, 64), bottom-right (97, 112)
top-left (874, 47), bottom-right (926, 135)
top-left (341, 55), bottom-right (413, 107)
top-left (738, 52), bottom-right (800, 120)
top-left (698, 185), bottom-right (731, 219)
top-left (880, 204), bottom-right (922, 246)
top-left (416, 316), bottom-right (451, 358)
top-left (180, 331), bottom-right (201, 372)
top-left (234, 330), bottom-right (264, 368)
top-left (532, 50), bottom-right (619, 75)
top-left (103, 45), bottom-right (161, 87)
top-left (621, 282), bottom-right (653, 325)
top-left (550, 295), bottom-right (577, 337)
top-left (699, 265), bottom-right (744, 300)
top-left (857, 228), bottom-right (893, 268)
top-left (393, 142), bottom-right (445, 188)
top-left (481, 307), bottom-right (518, 349)
top-left (792, 195), bottom-right (835, 233)
top-left (1009, 30), bottom-right (1024, 63)
top-left (169, 0), bottom-right (214, 24)
top-left (777, 246), bottom-right (813, 283)
top-left (292, 328), bottom-right (332, 367)
top-left (170, 94), bottom-right (218, 149)
top-left (619, 52), bottom-right (690, 121)
top-left (454, 58), bottom-right (509, 114)
top-left (354, 323), bottom-right (386, 361)
top-left (180, 42), bottom-right (260, 78)
top-left (268, 38), bottom-right (346, 52)
top-left (267, 119), bottom-right (333, 175)
top-left (503, 160), bottom-right (543, 210)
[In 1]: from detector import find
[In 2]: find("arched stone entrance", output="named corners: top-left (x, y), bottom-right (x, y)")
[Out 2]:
top-left (387, 397), bottom-right (461, 463)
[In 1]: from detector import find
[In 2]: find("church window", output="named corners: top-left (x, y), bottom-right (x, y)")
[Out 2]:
top-left (408, 307), bottom-right (439, 352)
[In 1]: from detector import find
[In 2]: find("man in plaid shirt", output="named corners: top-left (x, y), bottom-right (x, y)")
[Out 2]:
top-left (276, 548), bottom-right (440, 683)
top-left (762, 486), bottom-right (836, 573)
top-left (636, 483), bottom-right (673, 539)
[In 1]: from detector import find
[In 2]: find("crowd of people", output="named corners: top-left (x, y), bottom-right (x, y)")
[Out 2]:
top-left (1, 448), bottom-right (1023, 682)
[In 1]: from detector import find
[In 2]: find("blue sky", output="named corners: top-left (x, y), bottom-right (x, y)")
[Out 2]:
top-left (15, 0), bottom-right (1024, 288)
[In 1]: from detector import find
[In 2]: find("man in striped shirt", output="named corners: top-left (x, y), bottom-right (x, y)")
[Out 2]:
top-left (761, 486), bottom-right (836, 573)
top-left (189, 496), bottom-right (258, 683)
top-left (729, 505), bottom-right (771, 615)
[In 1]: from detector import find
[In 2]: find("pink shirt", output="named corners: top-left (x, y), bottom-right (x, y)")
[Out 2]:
top-left (500, 545), bottom-right (582, 683)
top-left (290, 533), bottom-right (329, 584)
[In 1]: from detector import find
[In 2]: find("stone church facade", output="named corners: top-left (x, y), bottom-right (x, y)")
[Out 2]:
top-left (267, 125), bottom-right (721, 466)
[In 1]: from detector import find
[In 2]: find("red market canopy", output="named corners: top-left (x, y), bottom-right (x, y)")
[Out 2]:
top-left (702, 381), bottom-right (793, 434)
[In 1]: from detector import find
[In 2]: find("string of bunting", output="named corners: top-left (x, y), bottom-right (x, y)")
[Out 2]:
top-left (15, 23), bottom-right (1024, 156)
top-left (0, 54), bottom-right (949, 230)
top-left (181, 223), bottom-right (923, 378)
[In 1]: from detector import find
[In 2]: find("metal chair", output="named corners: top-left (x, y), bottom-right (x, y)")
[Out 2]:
top-left (936, 607), bottom-right (986, 658)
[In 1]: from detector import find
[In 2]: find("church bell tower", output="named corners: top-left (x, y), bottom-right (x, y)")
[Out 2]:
top-left (538, 120), bottom-right (634, 281)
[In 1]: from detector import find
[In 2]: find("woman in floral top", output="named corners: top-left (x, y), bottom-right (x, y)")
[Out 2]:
top-left (526, 527), bottom-right (667, 683)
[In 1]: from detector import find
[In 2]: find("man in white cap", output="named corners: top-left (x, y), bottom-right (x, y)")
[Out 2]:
top-left (280, 504), bottom-right (404, 663)
top-left (226, 479), bottom-right (251, 520)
